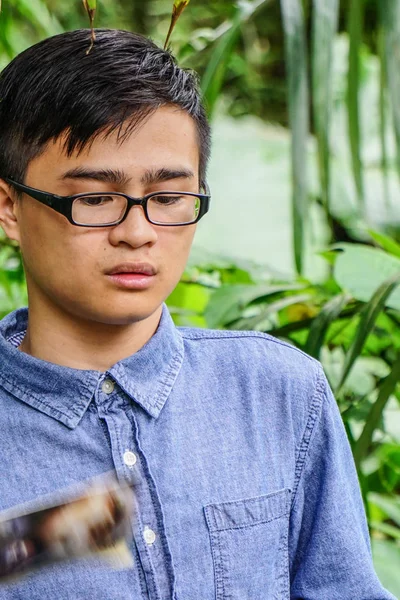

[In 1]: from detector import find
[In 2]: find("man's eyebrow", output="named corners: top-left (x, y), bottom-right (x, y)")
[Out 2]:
top-left (140, 167), bottom-right (195, 186)
top-left (59, 167), bottom-right (131, 186)
top-left (58, 166), bottom-right (195, 186)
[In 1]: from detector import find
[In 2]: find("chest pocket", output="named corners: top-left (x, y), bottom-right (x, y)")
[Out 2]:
top-left (204, 488), bottom-right (291, 600)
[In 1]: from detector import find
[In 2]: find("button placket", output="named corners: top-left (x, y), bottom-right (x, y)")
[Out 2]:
top-left (98, 388), bottom-right (174, 597)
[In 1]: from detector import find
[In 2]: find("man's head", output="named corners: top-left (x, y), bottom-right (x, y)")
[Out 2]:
top-left (0, 29), bottom-right (211, 326)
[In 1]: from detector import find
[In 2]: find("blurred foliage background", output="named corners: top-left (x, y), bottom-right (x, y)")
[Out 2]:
top-left (1, 0), bottom-right (400, 594)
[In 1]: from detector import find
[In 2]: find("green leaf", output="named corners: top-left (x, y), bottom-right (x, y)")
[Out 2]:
top-left (369, 493), bottom-right (400, 527)
top-left (0, 4), bottom-right (14, 58)
top-left (371, 521), bottom-right (400, 540)
top-left (201, 0), bottom-right (272, 115)
top-left (305, 293), bottom-right (352, 359)
top-left (311, 0), bottom-right (339, 213)
top-left (353, 352), bottom-right (400, 467)
top-left (233, 293), bottom-right (313, 331)
top-left (377, 20), bottom-right (390, 208)
top-left (372, 539), bottom-right (400, 597)
top-left (167, 282), bottom-right (210, 315)
top-left (336, 271), bottom-right (400, 393)
top-left (368, 229), bottom-right (400, 259)
top-left (82, 0), bottom-right (96, 16)
top-left (204, 282), bottom-right (305, 329)
top-left (334, 243), bottom-right (400, 311)
top-left (7, 0), bottom-right (63, 37)
top-left (280, 0), bottom-right (309, 275)
top-left (381, 0), bottom-right (400, 180)
top-left (346, 0), bottom-right (364, 205)
top-left (201, 14), bottom-right (242, 113)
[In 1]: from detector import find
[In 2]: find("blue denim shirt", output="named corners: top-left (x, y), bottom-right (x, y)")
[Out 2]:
top-left (0, 305), bottom-right (395, 600)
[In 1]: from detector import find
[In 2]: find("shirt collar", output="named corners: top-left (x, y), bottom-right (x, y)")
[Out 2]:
top-left (0, 304), bottom-right (184, 429)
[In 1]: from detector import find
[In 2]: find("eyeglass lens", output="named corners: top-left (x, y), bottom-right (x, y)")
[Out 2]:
top-left (71, 193), bottom-right (201, 226)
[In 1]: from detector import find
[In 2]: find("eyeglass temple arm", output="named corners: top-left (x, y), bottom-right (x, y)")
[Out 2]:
top-left (4, 178), bottom-right (64, 207)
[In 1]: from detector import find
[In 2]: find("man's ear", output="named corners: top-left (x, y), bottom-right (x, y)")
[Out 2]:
top-left (0, 179), bottom-right (21, 244)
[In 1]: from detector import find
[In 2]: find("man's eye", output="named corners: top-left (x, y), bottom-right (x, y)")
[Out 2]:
top-left (153, 195), bottom-right (182, 205)
top-left (80, 196), bottom-right (114, 207)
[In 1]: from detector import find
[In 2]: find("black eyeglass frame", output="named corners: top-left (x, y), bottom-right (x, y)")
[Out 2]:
top-left (4, 178), bottom-right (211, 227)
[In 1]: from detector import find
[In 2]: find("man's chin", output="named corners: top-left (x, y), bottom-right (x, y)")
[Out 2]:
top-left (82, 303), bottom-right (164, 327)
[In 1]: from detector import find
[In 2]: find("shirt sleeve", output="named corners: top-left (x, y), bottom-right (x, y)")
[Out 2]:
top-left (288, 368), bottom-right (397, 600)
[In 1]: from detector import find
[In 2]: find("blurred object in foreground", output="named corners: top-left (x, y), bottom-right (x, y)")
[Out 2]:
top-left (0, 474), bottom-right (135, 582)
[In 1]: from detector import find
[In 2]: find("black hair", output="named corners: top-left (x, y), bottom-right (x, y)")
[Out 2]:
top-left (0, 28), bottom-right (211, 190)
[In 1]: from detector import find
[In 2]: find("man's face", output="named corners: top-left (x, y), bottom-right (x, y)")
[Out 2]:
top-left (3, 106), bottom-right (200, 325)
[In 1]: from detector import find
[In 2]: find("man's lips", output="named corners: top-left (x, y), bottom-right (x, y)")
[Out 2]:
top-left (106, 262), bottom-right (157, 276)
top-left (105, 263), bottom-right (157, 290)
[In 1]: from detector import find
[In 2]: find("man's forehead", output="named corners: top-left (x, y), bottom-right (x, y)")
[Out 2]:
top-left (26, 109), bottom-right (200, 186)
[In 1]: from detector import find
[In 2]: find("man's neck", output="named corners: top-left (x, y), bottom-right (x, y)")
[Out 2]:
top-left (19, 299), bottom-right (163, 372)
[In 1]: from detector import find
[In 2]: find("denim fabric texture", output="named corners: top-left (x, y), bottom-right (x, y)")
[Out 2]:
top-left (0, 304), bottom-right (396, 600)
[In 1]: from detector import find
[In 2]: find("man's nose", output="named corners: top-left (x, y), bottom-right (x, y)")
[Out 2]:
top-left (108, 205), bottom-right (158, 248)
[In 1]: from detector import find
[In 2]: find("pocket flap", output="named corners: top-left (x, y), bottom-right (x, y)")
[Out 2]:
top-left (204, 488), bottom-right (291, 532)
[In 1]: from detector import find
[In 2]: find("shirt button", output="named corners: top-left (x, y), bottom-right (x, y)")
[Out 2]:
top-left (143, 527), bottom-right (156, 545)
top-left (101, 379), bottom-right (114, 394)
top-left (123, 450), bottom-right (137, 467)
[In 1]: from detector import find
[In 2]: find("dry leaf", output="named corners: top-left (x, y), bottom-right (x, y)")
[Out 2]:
top-left (164, 0), bottom-right (190, 50)
top-left (82, 0), bottom-right (97, 54)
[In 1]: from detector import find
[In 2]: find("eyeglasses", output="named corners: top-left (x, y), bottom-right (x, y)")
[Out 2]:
top-left (5, 178), bottom-right (211, 227)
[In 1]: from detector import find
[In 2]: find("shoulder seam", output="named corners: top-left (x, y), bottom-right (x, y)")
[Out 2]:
top-left (179, 328), bottom-right (318, 365)
top-left (291, 366), bottom-right (326, 509)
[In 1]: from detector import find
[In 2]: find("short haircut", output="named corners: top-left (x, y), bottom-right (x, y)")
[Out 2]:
top-left (0, 28), bottom-right (211, 190)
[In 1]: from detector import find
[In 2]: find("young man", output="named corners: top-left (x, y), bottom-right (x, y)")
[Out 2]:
top-left (0, 28), bottom-right (395, 600)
